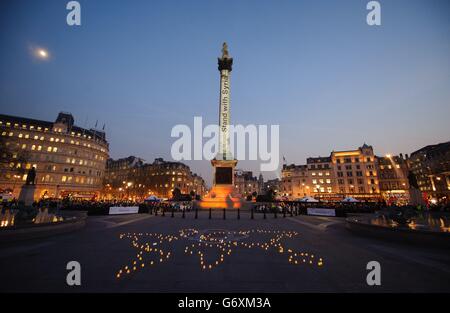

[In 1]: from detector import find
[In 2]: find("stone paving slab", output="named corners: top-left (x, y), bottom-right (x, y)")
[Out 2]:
top-left (1, 212), bottom-right (449, 292)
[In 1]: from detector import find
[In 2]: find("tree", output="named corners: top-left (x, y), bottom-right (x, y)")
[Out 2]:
top-left (265, 188), bottom-right (276, 202)
top-left (0, 136), bottom-right (30, 186)
top-left (407, 171), bottom-right (419, 189)
top-left (172, 187), bottom-right (181, 201)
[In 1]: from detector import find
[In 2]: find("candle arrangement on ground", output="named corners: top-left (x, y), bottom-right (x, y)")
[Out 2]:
top-left (116, 228), bottom-right (324, 279)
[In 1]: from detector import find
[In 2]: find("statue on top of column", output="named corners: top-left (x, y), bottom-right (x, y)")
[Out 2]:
top-left (222, 42), bottom-right (230, 59)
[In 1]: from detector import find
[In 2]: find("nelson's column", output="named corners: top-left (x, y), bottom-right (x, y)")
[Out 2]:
top-left (200, 43), bottom-right (241, 209)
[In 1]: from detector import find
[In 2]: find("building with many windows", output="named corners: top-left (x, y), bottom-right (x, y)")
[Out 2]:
top-left (331, 143), bottom-right (380, 200)
top-left (234, 170), bottom-right (262, 198)
top-left (103, 157), bottom-right (206, 200)
top-left (376, 154), bottom-right (410, 205)
top-left (280, 164), bottom-right (309, 199)
top-left (408, 141), bottom-right (450, 204)
top-left (0, 112), bottom-right (109, 200)
top-left (307, 157), bottom-right (335, 200)
top-left (280, 144), bottom-right (381, 201)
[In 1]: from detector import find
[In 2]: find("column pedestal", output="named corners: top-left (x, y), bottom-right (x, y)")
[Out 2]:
top-left (199, 159), bottom-right (241, 209)
top-left (18, 185), bottom-right (36, 206)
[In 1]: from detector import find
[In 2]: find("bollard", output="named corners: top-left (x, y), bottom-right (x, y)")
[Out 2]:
top-left (162, 207), bottom-right (165, 217)
top-left (195, 207), bottom-right (198, 219)
top-left (209, 208), bottom-right (212, 219)
top-left (290, 207), bottom-right (293, 217)
top-left (237, 207), bottom-right (240, 220)
top-left (295, 207), bottom-right (298, 216)
top-left (182, 208), bottom-right (185, 219)
top-left (263, 207), bottom-right (266, 219)
top-left (274, 209), bottom-right (277, 219)
top-left (283, 207), bottom-right (286, 218)
top-left (251, 207), bottom-right (254, 219)
top-left (223, 208), bottom-right (226, 220)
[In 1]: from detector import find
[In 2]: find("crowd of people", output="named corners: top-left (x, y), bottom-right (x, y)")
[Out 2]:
top-left (1, 196), bottom-right (449, 219)
top-left (252, 201), bottom-right (379, 215)
top-left (140, 201), bottom-right (193, 215)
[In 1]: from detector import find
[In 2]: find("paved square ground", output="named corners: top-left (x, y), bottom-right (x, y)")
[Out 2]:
top-left (1, 211), bottom-right (450, 292)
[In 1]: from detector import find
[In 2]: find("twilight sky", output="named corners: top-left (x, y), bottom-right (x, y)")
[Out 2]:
top-left (1, 0), bottom-right (449, 186)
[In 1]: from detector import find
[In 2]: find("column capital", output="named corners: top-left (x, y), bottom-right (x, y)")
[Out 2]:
top-left (218, 57), bottom-right (233, 71)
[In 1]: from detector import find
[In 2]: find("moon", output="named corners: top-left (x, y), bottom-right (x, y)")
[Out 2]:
top-left (32, 46), bottom-right (50, 60)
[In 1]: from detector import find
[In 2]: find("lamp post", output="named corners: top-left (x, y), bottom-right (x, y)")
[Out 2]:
top-left (12, 174), bottom-right (21, 198)
top-left (126, 181), bottom-right (133, 200)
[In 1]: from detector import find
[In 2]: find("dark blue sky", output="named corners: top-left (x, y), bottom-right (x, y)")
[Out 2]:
top-left (1, 0), bottom-right (449, 185)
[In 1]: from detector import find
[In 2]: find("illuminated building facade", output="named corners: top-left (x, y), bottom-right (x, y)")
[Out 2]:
top-left (103, 157), bottom-right (206, 200)
top-left (234, 170), bottom-right (262, 198)
top-left (0, 112), bottom-right (109, 200)
top-left (281, 164), bottom-right (309, 199)
top-left (409, 141), bottom-right (450, 204)
top-left (376, 154), bottom-right (410, 205)
top-left (307, 157), bottom-right (335, 200)
top-left (280, 144), bottom-right (381, 201)
top-left (331, 144), bottom-right (380, 200)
